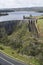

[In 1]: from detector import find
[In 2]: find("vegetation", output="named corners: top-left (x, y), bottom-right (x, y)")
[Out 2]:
top-left (0, 44), bottom-right (40, 65)
top-left (0, 18), bottom-right (43, 65)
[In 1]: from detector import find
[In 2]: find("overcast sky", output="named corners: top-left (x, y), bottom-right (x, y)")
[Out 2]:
top-left (0, 0), bottom-right (43, 8)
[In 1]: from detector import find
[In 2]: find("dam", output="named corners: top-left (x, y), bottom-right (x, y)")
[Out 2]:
top-left (0, 14), bottom-right (39, 38)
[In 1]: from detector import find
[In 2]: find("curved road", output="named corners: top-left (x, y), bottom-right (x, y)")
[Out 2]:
top-left (0, 52), bottom-right (27, 65)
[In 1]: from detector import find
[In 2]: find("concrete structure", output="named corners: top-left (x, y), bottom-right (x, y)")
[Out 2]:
top-left (0, 15), bottom-right (38, 37)
top-left (23, 16), bottom-right (38, 38)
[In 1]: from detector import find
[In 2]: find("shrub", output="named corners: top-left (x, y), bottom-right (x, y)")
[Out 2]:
top-left (12, 52), bottom-right (14, 54)
top-left (0, 46), bottom-right (4, 50)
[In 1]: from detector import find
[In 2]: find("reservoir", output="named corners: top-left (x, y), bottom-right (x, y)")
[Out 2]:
top-left (0, 11), bottom-right (43, 22)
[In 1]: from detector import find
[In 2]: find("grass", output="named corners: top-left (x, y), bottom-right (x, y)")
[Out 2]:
top-left (37, 19), bottom-right (43, 32)
top-left (37, 19), bottom-right (43, 41)
top-left (0, 44), bottom-right (40, 65)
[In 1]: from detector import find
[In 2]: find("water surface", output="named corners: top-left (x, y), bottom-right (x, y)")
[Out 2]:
top-left (0, 11), bottom-right (43, 22)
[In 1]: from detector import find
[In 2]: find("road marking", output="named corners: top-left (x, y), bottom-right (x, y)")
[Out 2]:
top-left (0, 51), bottom-right (26, 65)
top-left (0, 51), bottom-right (27, 65)
top-left (0, 57), bottom-right (15, 65)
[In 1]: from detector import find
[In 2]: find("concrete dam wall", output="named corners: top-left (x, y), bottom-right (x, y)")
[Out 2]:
top-left (0, 20), bottom-right (20, 35)
top-left (0, 19), bottom-right (39, 38)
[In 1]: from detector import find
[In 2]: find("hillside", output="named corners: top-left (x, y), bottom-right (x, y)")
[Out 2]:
top-left (0, 18), bottom-right (43, 65)
top-left (14, 7), bottom-right (43, 12)
top-left (0, 7), bottom-right (43, 12)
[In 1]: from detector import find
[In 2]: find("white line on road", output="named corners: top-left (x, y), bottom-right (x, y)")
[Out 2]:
top-left (0, 57), bottom-right (15, 65)
top-left (0, 51), bottom-right (27, 65)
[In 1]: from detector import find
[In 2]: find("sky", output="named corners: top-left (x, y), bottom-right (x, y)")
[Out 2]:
top-left (0, 0), bottom-right (43, 8)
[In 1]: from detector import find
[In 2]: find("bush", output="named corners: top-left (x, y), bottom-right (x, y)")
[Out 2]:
top-left (12, 52), bottom-right (14, 54)
top-left (0, 46), bottom-right (4, 50)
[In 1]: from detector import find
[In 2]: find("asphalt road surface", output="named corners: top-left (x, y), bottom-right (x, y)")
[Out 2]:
top-left (0, 52), bottom-right (27, 65)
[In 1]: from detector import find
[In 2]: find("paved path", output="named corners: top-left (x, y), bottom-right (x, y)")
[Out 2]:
top-left (0, 52), bottom-right (27, 65)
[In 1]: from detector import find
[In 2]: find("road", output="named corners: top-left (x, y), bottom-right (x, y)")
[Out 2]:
top-left (0, 52), bottom-right (27, 65)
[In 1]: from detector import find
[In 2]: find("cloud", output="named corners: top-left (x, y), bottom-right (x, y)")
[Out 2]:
top-left (0, 0), bottom-right (43, 8)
